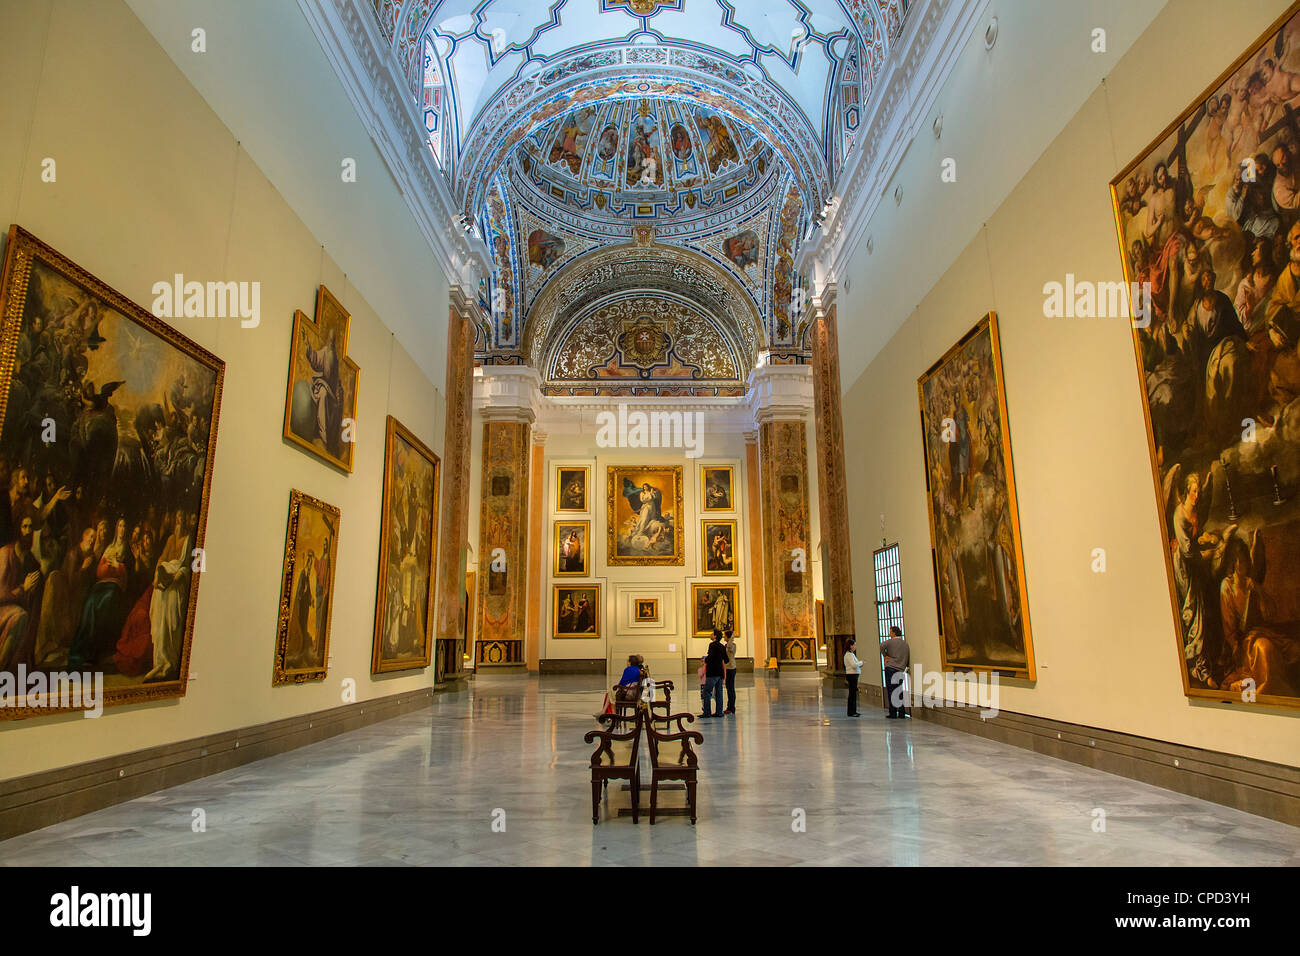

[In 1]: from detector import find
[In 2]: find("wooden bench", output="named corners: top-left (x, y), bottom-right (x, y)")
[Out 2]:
top-left (585, 706), bottom-right (644, 824)
top-left (644, 710), bottom-right (703, 825)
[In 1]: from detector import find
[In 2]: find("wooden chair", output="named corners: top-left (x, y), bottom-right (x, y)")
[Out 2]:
top-left (585, 706), bottom-right (644, 824)
top-left (644, 710), bottom-right (703, 825)
top-left (611, 678), bottom-right (675, 724)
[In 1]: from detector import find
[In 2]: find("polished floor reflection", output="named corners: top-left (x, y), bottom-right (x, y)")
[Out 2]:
top-left (2, 674), bottom-right (1297, 866)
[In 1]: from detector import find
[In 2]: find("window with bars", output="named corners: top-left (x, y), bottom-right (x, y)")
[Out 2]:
top-left (873, 543), bottom-right (905, 683)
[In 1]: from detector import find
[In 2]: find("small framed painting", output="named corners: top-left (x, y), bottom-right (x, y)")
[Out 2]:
top-left (701, 519), bottom-right (738, 576)
top-left (554, 584), bottom-right (600, 638)
top-left (554, 520), bottom-right (589, 576)
top-left (701, 465), bottom-right (734, 512)
top-left (691, 584), bottom-right (738, 637)
top-left (635, 598), bottom-right (660, 623)
top-left (555, 466), bottom-right (588, 513)
top-left (273, 490), bottom-right (341, 685)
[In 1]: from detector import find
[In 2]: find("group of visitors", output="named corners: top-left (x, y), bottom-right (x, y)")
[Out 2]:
top-left (843, 626), bottom-right (911, 718)
top-left (697, 627), bottom-right (736, 717)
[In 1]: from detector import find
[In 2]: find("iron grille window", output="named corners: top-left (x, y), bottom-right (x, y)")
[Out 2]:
top-left (873, 543), bottom-right (905, 684)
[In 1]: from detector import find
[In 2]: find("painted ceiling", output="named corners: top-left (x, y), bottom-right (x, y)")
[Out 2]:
top-left (369, 0), bottom-right (910, 382)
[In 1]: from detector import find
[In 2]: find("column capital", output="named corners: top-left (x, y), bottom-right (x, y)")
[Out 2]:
top-left (747, 362), bottom-right (814, 426)
top-left (475, 365), bottom-right (541, 425)
top-left (449, 285), bottom-right (477, 321)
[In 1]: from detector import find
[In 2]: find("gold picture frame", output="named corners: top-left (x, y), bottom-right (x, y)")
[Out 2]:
top-left (917, 312), bottom-right (1035, 680)
top-left (1109, 1), bottom-right (1300, 708)
top-left (282, 285), bottom-right (360, 473)
top-left (273, 490), bottom-right (341, 685)
top-left (553, 520), bottom-right (589, 576)
top-left (553, 583), bottom-right (600, 638)
top-left (606, 465), bottom-right (684, 565)
top-left (555, 465), bottom-right (588, 513)
top-left (701, 464), bottom-right (735, 512)
top-left (635, 598), bottom-right (660, 623)
top-left (691, 584), bottom-right (738, 637)
top-left (0, 226), bottom-right (225, 719)
top-left (370, 416), bottom-right (440, 675)
top-left (701, 519), bottom-right (739, 576)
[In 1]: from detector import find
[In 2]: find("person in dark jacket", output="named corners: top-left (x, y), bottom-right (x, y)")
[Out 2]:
top-left (700, 629), bottom-right (728, 717)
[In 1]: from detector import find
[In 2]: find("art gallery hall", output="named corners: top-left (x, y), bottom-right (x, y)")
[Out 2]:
top-left (1, 0), bottom-right (1299, 894)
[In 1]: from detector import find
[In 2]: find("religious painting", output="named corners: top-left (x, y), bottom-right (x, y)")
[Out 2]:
top-left (701, 465), bottom-right (734, 511)
top-left (626, 111), bottom-right (664, 188)
top-left (670, 123), bottom-right (693, 162)
top-left (917, 312), bottom-right (1035, 679)
top-left (548, 107), bottom-right (595, 176)
top-left (1110, 3), bottom-right (1300, 707)
top-left (370, 416), bottom-right (440, 674)
top-left (0, 226), bottom-right (224, 718)
top-left (527, 229), bottom-right (565, 270)
top-left (635, 598), bottom-right (659, 623)
top-left (554, 520), bottom-right (589, 576)
top-left (282, 285), bottom-right (359, 473)
top-left (553, 584), bottom-right (600, 638)
top-left (724, 230), bottom-right (760, 270)
top-left (695, 109), bottom-right (739, 173)
top-left (596, 124), bottom-right (619, 161)
top-left (555, 465), bottom-right (588, 512)
top-left (701, 520), bottom-right (738, 576)
top-left (607, 465), bottom-right (684, 565)
top-left (273, 490), bottom-right (340, 685)
top-left (692, 584), bottom-right (737, 637)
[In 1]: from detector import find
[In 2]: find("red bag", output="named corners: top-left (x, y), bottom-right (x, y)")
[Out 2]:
top-left (601, 692), bottom-right (614, 715)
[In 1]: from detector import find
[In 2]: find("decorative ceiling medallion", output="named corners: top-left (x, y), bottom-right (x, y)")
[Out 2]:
top-left (634, 225), bottom-right (655, 246)
top-left (617, 316), bottom-right (670, 372)
top-left (606, 0), bottom-right (679, 15)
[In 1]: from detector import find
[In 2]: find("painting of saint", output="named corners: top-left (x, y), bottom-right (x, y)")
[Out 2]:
top-left (556, 466), bottom-right (588, 512)
top-left (0, 227), bottom-right (223, 718)
top-left (635, 599), bottom-right (659, 623)
top-left (692, 584), bottom-right (737, 637)
top-left (273, 491), bottom-right (340, 684)
top-left (548, 108), bottom-right (594, 176)
top-left (702, 520), bottom-right (737, 576)
top-left (671, 123), bottom-right (693, 162)
top-left (527, 229), bottom-right (566, 270)
top-left (554, 584), bottom-right (600, 638)
top-left (283, 285), bottom-right (359, 473)
top-left (554, 521), bottom-right (588, 576)
top-left (607, 466), bottom-right (683, 565)
top-left (724, 231), bottom-right (760, 270)
top-left (370, 416), bottom-right (439, 674)
top-left (917, 313), bottom-right (1034, 679)
top-left (702, 466), bottom-right (734, 511)
top-left (1111, 6), bottom-right (1300, 707)
top-left (596, 124), bottom-right (619, 161)
top-left (626, 115), bottom-right (664, 188)
top-left (695, 110), bottom-right (739, 173)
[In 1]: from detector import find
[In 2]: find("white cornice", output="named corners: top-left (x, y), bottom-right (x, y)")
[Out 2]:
top-left (298, 0), bottom-right (493, 290)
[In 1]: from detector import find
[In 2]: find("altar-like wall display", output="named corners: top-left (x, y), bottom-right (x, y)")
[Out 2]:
top-left (701, 465), bottom-right (734, 511)
top-left (553, 584), bottom-right (600, 638)
top-left (635, 598), bottom-right (659, 623)
top-left (691, 583), bottom-right (737, 636)
top-left (607, 465), bottom-right (683, 565)
top-left (0, 226), bottom-right (224, 718)
top-left (701, 519), bottom-right (738, 576)
top-left (1111, 3), bottom-right (1300, 707)
top-left (370, 416), bottom-right (440, 674)
top-left (554, 520), bottom-right (589, 576)
top-left (282, 285), bottom-right (359, 473)
top-left (555, 466), bottom-right (588, 512)
top-left (273, 490), bottom-right (340, 685)
top-left (917, 312), bottom-right (1035, 679)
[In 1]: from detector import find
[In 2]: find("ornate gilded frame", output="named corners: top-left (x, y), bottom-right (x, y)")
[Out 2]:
top-left (0, 226), bottom-right (225, 718)
top-left (553, 583), bottom-right (601, 639)
top-left (281, 284), bottom-right (360, 473)
top-left (700, 464), bottom-right (735, 512)
top-left (635, 598), bottom-right (660, 623)
top-left (553, 519), bottom-right (590, 576)
top-left (273, 490), bottom-right (341, 685)
top-left (606, 465), bottom-right (685, 566)
top-left (700, 519), bottom-right (739, 576)
top-left (370, 416), bottom-right (440, 674)
top-left (554, 464), bottom-right (589, 513)
top-left (690, 583), bottom-right (739, 638)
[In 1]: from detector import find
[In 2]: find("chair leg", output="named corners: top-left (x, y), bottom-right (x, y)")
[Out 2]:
top-left (591, 779), bottom-right (601, 825)
top-left (649, 776), bottom-right (658, 826)
top-left (686, 778), bottom-right (697, 825)
top-left (631, 772), bottom-right (640, 824)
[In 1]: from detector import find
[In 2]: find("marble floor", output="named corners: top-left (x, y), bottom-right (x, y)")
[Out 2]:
top-left (2, 674), bottom-right (1297, 866)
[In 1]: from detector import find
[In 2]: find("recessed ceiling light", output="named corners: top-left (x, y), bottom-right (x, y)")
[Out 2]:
top-left (932, 115), bottom-right (943, 139)
top-left (866, 236), bottom-right (873, 255)
top-left (894, 185), bottom-right (903, 206)
top-left (985, 17), bottom-right (998, 50)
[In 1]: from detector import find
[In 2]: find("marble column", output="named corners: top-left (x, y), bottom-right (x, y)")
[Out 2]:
top-left (433, 291), bottom-right (476, 682)
top-left (810, 288), bottom-right (856, 677)
top-left (473, 368), bottom-right (539, 668)
top-left (743, 430), bottom-right (768, 665)
top-left (749, 365), bottom-right (816, 668)
top-left (524, 428), bottom-right (547, 672)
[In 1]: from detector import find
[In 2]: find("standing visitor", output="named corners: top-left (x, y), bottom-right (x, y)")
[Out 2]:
top-left (700, 629), bottom-right (727, 717)
top-left (880, 626), bottom-right (911, 718)
top-left (843, 637), bottom-right (862, 717)
top-left (723, 628), bottom-right (737, 714)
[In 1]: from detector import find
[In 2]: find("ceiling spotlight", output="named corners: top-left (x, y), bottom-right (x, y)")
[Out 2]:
top-left (866, 236), bottom-right (874, 255)
top-left (985, 17), bottom-right (998, 50)
top-left (932, 114), bottom-right (943, 139)
top-left (894, 184), bottom-right (903, 206)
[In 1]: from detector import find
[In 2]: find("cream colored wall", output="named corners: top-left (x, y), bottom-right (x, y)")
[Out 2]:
top-left (839, 0), bottom-right (1300, 766)
top-left (0, 0), bottom-right (449, 779)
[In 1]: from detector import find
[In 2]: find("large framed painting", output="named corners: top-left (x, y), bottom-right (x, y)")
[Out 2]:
top-left (1110, 2), bottom-right (1300, 707)
top-left (273, 490), bottom-right (339, 684)
top-left (691, 583), bottom-right (737, 637)
top-left (553, 584), bottom-right (600, 638)
top-left (701, 519), bottom-right (738, 576)
top-left (282, 285), bottom-right (359, 473)
top-left (0, 226), bottom-right (224, 718)
top-left (555, 465), bottom-right (588, 513)
top-left (606, 465), bottom-right (683, 565)
top-left (554, 520), bottom-right (589, 576)
top-left (701, 465), bottom-right (734, 512)
top-left (370, 416), bottom-right (440, 674)
top-left (917, 312), bottom-right (1035, 679)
